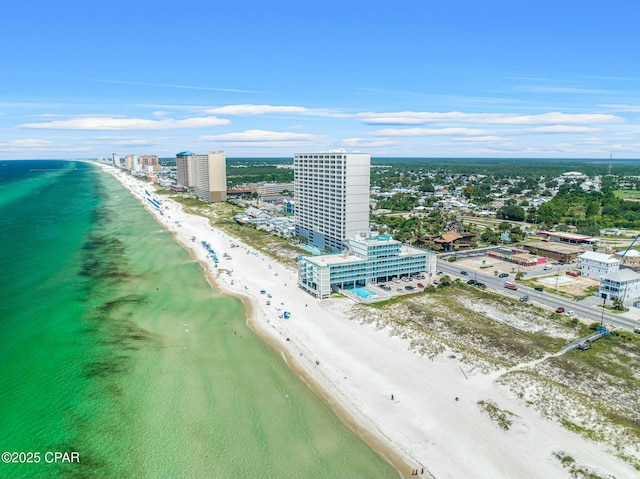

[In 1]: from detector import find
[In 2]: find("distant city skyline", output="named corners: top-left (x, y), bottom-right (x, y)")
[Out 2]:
top-left (2, 1), bottom-right (640, 159)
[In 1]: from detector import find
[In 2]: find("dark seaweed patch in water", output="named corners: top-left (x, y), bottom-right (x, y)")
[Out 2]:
top-left (83, 356), bottom-right (129, 379)
top-left (82, 295), bottom-right (160, 375)
top-left (55, 440), bottom-right (111, 479)
top-left (96, 294), bottom-right (147, 313)
top-left (79, 234), bottom-right (133, 282)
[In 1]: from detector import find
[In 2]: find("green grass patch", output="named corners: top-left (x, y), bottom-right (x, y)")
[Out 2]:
top-left (613, 189), bottom-right (640, 199)
top-left (477, 400), bottom-right (516, 430)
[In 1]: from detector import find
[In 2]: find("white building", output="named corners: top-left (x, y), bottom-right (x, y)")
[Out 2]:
top-left (615, 249), bottom-right (640, 271)
top-left (599, 269), bottom-right (640, 301)
top-left (176, 150), bottom-right (227, 203)
top-left (298, 233), bottom-right (436, 299)
top-left (250, 182), bottom-right (294, 196)
top-left (577, 251), bottom-right (620, 280)
top-left (294, 152), bottom-right (370, 252)
top-left (112, 153), bottom-right (120, 167)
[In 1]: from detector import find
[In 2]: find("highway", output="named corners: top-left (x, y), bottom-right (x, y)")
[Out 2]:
top-left (435, 260), bottom-right (640, 332)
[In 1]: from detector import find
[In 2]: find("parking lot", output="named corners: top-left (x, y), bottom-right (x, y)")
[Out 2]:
top-left (376, 273), bottom-right (431, 296)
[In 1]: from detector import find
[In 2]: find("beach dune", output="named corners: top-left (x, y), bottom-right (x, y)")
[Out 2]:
top-left (103, 164), bottom-right (636, 479)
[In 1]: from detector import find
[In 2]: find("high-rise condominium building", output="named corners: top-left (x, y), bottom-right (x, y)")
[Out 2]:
top-left (294, 152), bottom-right (370, 252)
top-left (175, 150), bottom-right (226, 202)
top-left (176, 151), bottom-right (196, 187)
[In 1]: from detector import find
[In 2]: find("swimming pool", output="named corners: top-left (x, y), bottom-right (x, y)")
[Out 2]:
top-left (348, 286), bottom-right (377, 299)
top-left (301, 245), bottom-right (322, 255)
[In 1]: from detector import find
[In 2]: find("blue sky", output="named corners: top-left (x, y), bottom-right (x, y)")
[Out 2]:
top-left (2, 0), bottom-right (640, 159)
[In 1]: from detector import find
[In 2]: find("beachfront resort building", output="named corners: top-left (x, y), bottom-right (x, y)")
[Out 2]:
top-left (176, 150), bottom-right (227, 203)
top-left (577, 251), bottom-right (620, 280)
top-left (294, 152), bottom-right (370, 252)
top-left (176, 151), bottom-right (196, 188)
top-left (298, 233), bottom-right (436, 299)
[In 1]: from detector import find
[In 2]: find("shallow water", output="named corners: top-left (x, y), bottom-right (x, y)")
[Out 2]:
top-left (0, 161), bottom-right (398, 478)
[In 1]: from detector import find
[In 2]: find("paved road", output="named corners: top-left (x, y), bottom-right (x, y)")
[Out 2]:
top-left (435, 261), bottom-right (639, 332)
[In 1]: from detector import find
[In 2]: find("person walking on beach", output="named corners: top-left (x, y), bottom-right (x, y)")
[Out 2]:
top-left (391, 394), bottom-right (394, 400)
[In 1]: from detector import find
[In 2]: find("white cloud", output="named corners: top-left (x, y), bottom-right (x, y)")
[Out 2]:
top-left (207, 104), bottom-right (308, 115)
top-left (370, 127), bottom-right (490, 137)
top-left (601, 103), bottom-right (640, 113)
top-left (199, 129), bottom-right (322, 142)
top-left (86, 137), bottom-right (156, 146)
top-left (0, 138), bottom-right (53, 147)
top-left (0, 138), bottom-right (93, 152)
top-left (498, 112), bottom-right (620, 125)
top-left (525, 125), bottom-right (602, 134)
top-left (19, 116), bottom-right (230, 131)
top-left (454, 136), bottom-right (505, 143)
top-left (340, 137), bottom-right (400, 147)
top-left (205, 104), bottom-right (338, 117)
top-left (356, 110), bottom-right (622, 126)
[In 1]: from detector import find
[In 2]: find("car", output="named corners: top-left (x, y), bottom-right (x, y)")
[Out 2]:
top-left (556, 307), bottom-right (565, 313)
top-left (405, 285), bottom-right (415, 291)
top-left (498, 273), bottom-right (509, 278)
top-left (543, 265), bottom-right (553, 271)
top-left (566, 310), bottom-right (575, 316)
top-left (519, 295), bottom-right (529, 302)
top-left (392, 277), bottom-right (400, 283)
top-left (416, 283), bottom-right (425, 288)
top-left (534, 287), bottom-right (544, 292)
top-left (378, 283), bottom-right (387, 288)
top-left (475, 282), bottom-right (486, 288)
top-left (634, 327), bottom-right (640, 334)
top-left (402, 277), bottom-right (411, 282)
top-left (436, 271), bottom-right (443, 276)
top-left (396, 288), bottom-right (404, 293)
top-left (467, 279), bottom-right (477, 285)
top-left (460, 271), bottom-right (468, 276)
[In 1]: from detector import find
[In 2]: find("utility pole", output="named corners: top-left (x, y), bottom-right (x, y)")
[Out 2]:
top-left (600, 295), bottom-right (606, 326)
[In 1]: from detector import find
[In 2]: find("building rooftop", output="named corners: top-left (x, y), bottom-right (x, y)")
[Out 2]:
top-left (579, 251), bottom-right (620, 264)
top-left (176, 151), bottom-right (194, 156)
top-left (602, 268), bottom-right (640, 282)
top-left (617, 249), bottom-right (640, 258)
top-left (526, 241), bottom-right (583, 254)
top-left (539, 231), bottom-right (595, 241)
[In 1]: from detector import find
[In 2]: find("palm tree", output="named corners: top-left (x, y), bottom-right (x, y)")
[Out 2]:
top-left (612, 297), bottom-right (625, 311)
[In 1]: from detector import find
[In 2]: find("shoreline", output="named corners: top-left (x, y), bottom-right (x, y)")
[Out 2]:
top-left (97, 164), bottom-right (638, 479)
top-left (99, 166), bottom-right (414, 477)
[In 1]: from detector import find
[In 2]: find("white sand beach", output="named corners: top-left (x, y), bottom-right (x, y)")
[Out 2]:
top-left (103, 165), bottom-right (636, 479)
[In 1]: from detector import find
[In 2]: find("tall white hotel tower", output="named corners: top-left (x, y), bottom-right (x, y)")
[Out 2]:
top-left (294, 151), bottom-right (370, 252)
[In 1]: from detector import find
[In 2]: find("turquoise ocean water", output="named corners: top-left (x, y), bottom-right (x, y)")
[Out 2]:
top-left (0, 161), bottom-right (397, 479)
